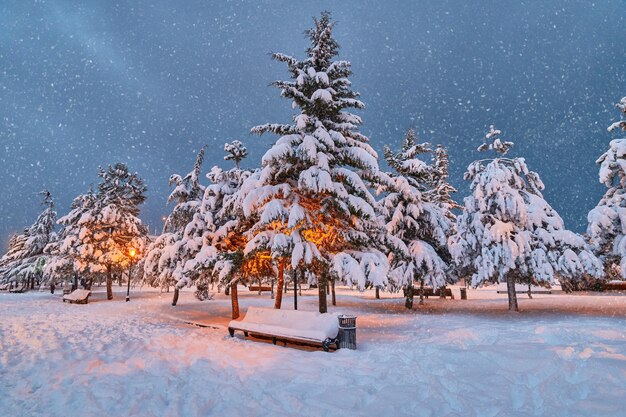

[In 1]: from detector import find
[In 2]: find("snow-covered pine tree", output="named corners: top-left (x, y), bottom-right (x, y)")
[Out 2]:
top-left (77, 163), bottom-right (148, 300)
top-left (223, 140), bottom-right (248, 169)
top-left (0, 191), bottom-right (57, 289)
top-left (143, 147), bottom-right (206, 302)
top-left (44, 189), bottom-right (97, 290)
top-left (247, 12), bottom-right (396, 313)
top-left (381, 129), bottom-right (455, 308)
top-left (430, 144), bottom-right (461, 214)
top-left (165, 146), bottom-right (206, 233)
top-left (588, 97), bottom-right (626, 278)
top-left (449, 126), bottom-right (602, 311)
top-left (180, 146), bottom-right (258, 317)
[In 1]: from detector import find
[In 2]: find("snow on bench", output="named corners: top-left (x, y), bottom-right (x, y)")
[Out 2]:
top-left (496, 283), bottom-right (559, 295)
top-left (62, 289), bottom-right (92, 304)
top-left (228, 307), bottom-right (339, 352)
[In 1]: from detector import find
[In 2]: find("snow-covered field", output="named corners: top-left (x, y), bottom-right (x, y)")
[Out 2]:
top-left (1, 286), bottom-right (626, 417)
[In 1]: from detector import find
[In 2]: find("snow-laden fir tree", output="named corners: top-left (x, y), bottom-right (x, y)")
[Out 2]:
top-left (178, 143), bottom-right (257, 316)
top-left (143, 147), bottom-right (206, 300)
top-left (165, 146), bottom-right (206, 233)
top-left (223, 140), bottom-right (248, 169)
top-left (449, 126), bottom-right (602, 311)
top-left (587, 97), bottom-right (626, 278)
top-left (0, 191), bottom-right (57, 289)
top-left (44, 190), bottom-right (97, 289)
top-left (246, 12), bottom-right (398, 313)
top-left (75, 163), bottom-right (148, 300)
top-left (381, 129), bottom-right (455, 308)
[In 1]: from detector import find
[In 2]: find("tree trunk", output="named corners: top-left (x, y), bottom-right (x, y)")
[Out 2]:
top-left (527, 283), bottom-right (533, 299)
top-left (225, 284), bottom-right (230, 296)
top-left (274, 260), bottom-right (285, 309)
top-left (172, 287), bottom-right (179, 306)
top-left (106, 264), bottom-right (113, 300)
top-left (293, 270), bottom-right (298, 311)
top-left (375, 286), bottom-right (380, 299)
top-left (87, 277), bottom-right (93, 291)
top-left (405, 284), bottom-right (414, 309)
top-left (231, 282), bottom-right (239, 319)
top-left (506, 272), bottom-right (519, 311)
top-left (318, 274), bottom-right (328, 314)
top-left (118, 273), bottom-right (123, 286)
top-left (419, 279), bottom-right (425, 305)
top-left (331, 278), bottom-right (336, 306)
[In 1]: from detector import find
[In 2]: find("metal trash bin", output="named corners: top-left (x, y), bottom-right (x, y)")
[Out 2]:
top-left (460, 287), bottom-right (467, 300)
top-left (338, 315), bottom-right (357, 350)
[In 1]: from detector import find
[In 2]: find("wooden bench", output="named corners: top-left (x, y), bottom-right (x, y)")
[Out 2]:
top-left (8, 285), bottom-right (27, 293)
top-left (403, 287), bottom-right (454, 299)
top-left (62, 289), bottom-right (92, 304)
top-left (604, 281), bottom-right (626, 291)
top-left (228, 307), bottom-right (339, 352)
top-left (248, 285), bottom-right (272, 292)
top-left (496, 290), bottom-right (553, 294)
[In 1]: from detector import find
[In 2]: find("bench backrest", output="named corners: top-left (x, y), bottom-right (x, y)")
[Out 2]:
top-left (243, 307), bottom-right (338, 336)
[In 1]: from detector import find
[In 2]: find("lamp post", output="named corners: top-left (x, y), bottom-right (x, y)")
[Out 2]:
top-left (126, 247), bottom-right (136, 302)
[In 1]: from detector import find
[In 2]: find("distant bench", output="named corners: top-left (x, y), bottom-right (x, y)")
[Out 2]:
top-left (248, 285), bottom-right (272, 293)
top-left (63, 289), bottom-right (91, 304)
top-left (228, 307), bottom-right (339, 352)
top-left (403, 287), bottom-right (454, 299)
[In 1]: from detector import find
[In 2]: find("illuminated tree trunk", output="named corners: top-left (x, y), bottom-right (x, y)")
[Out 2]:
top-left (274, 259), bottom-right (285, 309)
top-left (506, 271), bottom-right (519, 312)
top-left (106, 264), bottom-right (113, 300)
top-left (172, 287), bottom-right (179, 306)
top-left (375, 286), bottom-right (380, 299)
top-left (331, 278), bottom-right (336, 306)
top-left (419, 279), bottom-right (425, 305)
top-left (231, 282), bottom-right (240, 319)
top-left (318, 274), bottom-right (328, 314)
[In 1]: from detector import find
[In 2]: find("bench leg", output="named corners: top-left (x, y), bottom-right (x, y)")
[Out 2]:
top-left (244, 331), bottom-right (248, 337)
top-left (272, 337), bottom-right (277, 345)
top-left (322, 339), bottom-right (331, 352)
top-left (228, 328), bottom-right (234, 337)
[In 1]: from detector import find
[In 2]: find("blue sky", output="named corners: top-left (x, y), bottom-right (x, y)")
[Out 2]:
top-left (1, 0), bottom-right (624, 249)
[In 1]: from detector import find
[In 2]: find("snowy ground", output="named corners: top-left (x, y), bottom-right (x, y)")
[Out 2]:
top-left (1, 285), bottom-right (626, 417)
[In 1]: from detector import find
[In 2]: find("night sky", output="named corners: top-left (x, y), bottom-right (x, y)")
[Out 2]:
top-left (1, 0), bottom-right (624, 251)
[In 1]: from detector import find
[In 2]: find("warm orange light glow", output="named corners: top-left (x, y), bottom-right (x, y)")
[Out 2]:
top-left (128, 248), bottom-right (136, 258)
